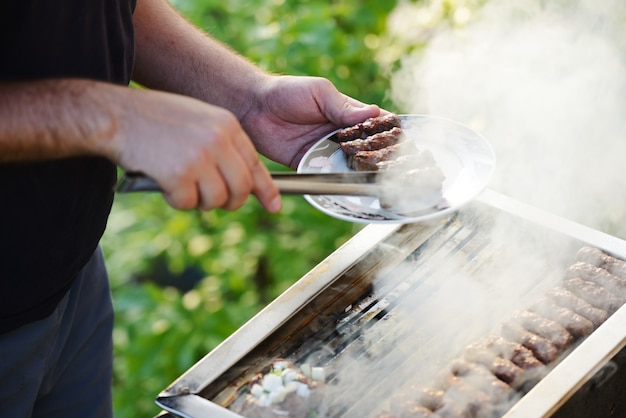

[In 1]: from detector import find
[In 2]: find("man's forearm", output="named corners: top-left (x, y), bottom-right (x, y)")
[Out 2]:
top-left (0, 79), bottom-right (119, 163)
top-left (132, 0), bottom-right (269, 120)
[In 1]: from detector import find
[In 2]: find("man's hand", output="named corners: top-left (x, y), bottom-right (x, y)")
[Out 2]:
top-left (109, 87), bottom-right (281, 212)
top-left (0, 79), bottom-right (280, 213)
top-left (240, 75), bottom-right (385, 169)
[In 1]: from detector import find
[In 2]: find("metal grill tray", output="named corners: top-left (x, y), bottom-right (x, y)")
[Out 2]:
top-left (156, 190), bottom-right (626, 418)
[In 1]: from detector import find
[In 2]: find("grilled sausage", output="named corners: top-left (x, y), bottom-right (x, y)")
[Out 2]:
top-left (575, 247), bottom-right (626, 279)
top-left (565, 262), bottom-right (626, 299)
top-left (501, 322), bottom-right (559, 364)
top-left (490, 357), bottom-right (526, 389)
top-left (449, 359), bottom-right (515, 401)
top-left (336, 114), bottom-right (402, 142)
top-left (436, 376), bottom-right (510, 418)
top-left (389, 390), bottom-right (443, 418)
top-left (546, 286), bottom-right (609, 327)
top-left (562, 277), bottom-right (624, 314)
top-left (462, 341), bottom-right (526, 388)
top-left (339, 127), bottom-right (403, 155)
top-left (351, 141), bottom-right (422, 171)
top-left (467, 336), bottom-right (544, 371)
top-left (530, 297), bottom-right (594, 339)
top-left (509, 310), bottom-right (573, 350)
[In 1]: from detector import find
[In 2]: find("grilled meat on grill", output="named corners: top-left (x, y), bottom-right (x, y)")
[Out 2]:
top-left (472, 357), bottom-right (524, 388)
top-left (436, 376), bottom-right (512, 418)
top-left (500, 322), bottom-right (559, 364)
top-left (388, 395), bottom-right (442, 418)
top-left (564, 262), bottom-right (626, 298)
top-left (529, 297), bottom-right (594, 339)
top-left (381, 386), bottom-right (445, 418)
top-left (378, 246), bottom-right (626, 418)
top-left (336, 114), bottom-right (402, 142)
top-left (546, 286), bottom-right (609, 327)
top-left (575, 247), bottom-right (626, 279)
top-left (509, 310), bottom-right (573, 350)
top-left (562, 277), bottom-right (624, 314)
top-left (448, 360), bottom-right (515, 401)
top-left (463, 343), bottom-right (527, 389)
top-left (488, 337), bottom-right (544, 371)
top-left (489, 357), bottom-right (526, 389)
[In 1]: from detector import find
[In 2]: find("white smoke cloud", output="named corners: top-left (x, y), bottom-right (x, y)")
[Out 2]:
top-left (387, 0), bottom-right (626, 238)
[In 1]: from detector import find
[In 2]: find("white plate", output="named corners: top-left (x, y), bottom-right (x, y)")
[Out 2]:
top-left (296, 114), bottom-right (496, 224)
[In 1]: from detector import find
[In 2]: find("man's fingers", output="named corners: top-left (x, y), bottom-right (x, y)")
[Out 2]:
top-left (162, 178), bottom-right (199, 210)
top-left (229, 131), bottom-right (282, 213)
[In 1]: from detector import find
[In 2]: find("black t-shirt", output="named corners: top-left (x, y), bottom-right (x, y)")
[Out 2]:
top-left (0, 0), bottom-right (136, 333)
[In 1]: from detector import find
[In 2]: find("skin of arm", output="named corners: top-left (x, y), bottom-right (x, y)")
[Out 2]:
top-left (0, 0), bottom-right (382, 212)
top-left (132, 0), bottom-right (383, 168)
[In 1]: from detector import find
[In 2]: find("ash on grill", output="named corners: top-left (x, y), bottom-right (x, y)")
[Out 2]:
top-left (378, 247), bottom-right (626, 418)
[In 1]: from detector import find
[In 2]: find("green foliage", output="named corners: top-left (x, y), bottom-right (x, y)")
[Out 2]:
top-left (170, 0), bottom-right (399, 108)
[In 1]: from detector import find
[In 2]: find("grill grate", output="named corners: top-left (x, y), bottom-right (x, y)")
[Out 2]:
top-left (161, 195), bottom-right (626, 418)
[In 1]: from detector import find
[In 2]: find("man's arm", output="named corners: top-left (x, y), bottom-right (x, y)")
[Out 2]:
top-left (131, 0), bottom-right (383, 169)
top-left (0, 76), bottom-right (280, 212)
top-left (0, 79), bottom-right (121, 163)
top-left (132, 0), bottom-right (267, 120)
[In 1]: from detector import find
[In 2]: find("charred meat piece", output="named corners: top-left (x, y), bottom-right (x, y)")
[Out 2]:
top-left (350, 141), bottom-right (423, 171)
top-left (467, 336), bottom-right (544, 371)
top-left (388, 391), bottom-right (443, 418)
top-left (546, 286), bottom-right (609, 327)
top-left (562, 277), bottom-right (624, 314)
top-left (565, 262), bottom-right (626, 299)
top-left (434, 375), bottom-right (511, 418)
top-left (529, 297), bottom-right (594, 339)
top-left (509, 310), bottom-right (573, 350)
top-left (339, 127), bottom-right (403, 155)
top-left (490, 357), bottom-right (526, 389)
top-left (575, 247), bottom-right (626, 279)
top-left (501, 322), bottom-right (559, 364)
top-left (387, 386), bottom-right (444, 412)
top-left (448, 359), bottom-right (515, 402)
top-left (462, 341), bottom-right (526, 388)
top-left (336, 114), bottom-right (402, 142)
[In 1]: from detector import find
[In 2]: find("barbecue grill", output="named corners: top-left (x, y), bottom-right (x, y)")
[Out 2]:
top-left (154, 189), bottom-right (626, 418)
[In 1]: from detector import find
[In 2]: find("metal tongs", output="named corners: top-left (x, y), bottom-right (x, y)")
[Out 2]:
top-left (116, 171), bottom-right (384, 196)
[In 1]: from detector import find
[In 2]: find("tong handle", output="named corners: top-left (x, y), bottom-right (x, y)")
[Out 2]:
top-left (116, 171), bottom-right (383, 196)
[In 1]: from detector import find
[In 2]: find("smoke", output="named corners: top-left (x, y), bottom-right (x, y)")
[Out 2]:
top-left (386, 0), bottom-right (626, 238)
top-left (317, 1), bottom-right (626, 415)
